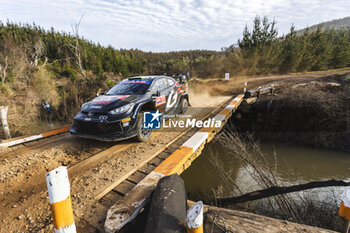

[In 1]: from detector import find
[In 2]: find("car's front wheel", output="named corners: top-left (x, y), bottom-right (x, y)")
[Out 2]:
top-left (136, 112), bottom-right (152, 142)
top-left (181, 98), bottom-right (189, 114)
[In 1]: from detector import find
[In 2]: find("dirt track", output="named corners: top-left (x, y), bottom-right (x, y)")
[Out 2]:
top-left (1, 70), bottom-right (349, 232)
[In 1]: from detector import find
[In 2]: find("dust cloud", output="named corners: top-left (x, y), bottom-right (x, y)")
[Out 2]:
top-left (187, 86), bottom-right (230, 107)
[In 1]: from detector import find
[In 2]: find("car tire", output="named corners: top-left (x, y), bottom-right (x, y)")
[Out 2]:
top-left (136, 112), bottom-right (152, 142)
top-left (181, 98), bottom-right (189, 114)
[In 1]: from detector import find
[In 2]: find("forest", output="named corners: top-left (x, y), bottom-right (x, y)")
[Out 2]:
top-left (1, 16), bottom-right (350, 82)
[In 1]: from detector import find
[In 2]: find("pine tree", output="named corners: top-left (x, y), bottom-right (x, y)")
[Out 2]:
top-left (310, 25), bottom-right (332, 70)
top-left (279, 25), bottom-right (302, 73)
top-left (331, 29), bottom-right (350, 68)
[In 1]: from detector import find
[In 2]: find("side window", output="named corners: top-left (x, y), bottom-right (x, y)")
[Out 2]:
top-left (167, 78), bottom-right (175, 87)
top-left (152, 79), bottom-right (166, 92)
top-left (163, 78), bottom-right (168, 87)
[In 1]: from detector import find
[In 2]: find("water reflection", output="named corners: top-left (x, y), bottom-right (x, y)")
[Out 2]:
top-left (181, 141), bottom-right (350, 200)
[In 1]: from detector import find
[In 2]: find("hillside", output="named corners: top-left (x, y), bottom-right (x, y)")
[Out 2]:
top-left (297, 16), bottom-right (350, 33)
top-left (1, 17), bottom-right (350, 137)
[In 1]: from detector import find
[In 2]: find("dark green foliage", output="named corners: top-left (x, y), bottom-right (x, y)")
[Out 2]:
top-left (236, 16), bottom-right (350, 74)
top-left (279, 25), bottom-right (302, 73)
top-left (0, 17), bottom-right (350, 80)
top-left (331, 29), bottom-right (350, 68)
top-left (0, 21), bottom-right (220, 79)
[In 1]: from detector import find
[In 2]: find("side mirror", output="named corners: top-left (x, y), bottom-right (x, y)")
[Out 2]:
top-left (151, 90), bottom-right (161, 97)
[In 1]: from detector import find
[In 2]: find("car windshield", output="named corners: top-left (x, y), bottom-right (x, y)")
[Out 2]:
top-left (106, 80), bottom-right (151, 95)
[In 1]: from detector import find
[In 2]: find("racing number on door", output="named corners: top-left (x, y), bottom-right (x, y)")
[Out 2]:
top-left (165, 90), bottom-right (178, 111)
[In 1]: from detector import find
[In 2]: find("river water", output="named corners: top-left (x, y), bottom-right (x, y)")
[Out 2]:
top-left (181, 141), bottom-right (350, 201)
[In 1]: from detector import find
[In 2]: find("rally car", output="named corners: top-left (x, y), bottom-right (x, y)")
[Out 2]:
top-left (69, 76), bottom-right (189, 142)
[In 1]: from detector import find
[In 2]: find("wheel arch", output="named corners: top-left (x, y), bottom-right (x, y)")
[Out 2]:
top-left (179, 93), bottom-right (190, 106)
top-left (132, 101), bottom-right (154, 119)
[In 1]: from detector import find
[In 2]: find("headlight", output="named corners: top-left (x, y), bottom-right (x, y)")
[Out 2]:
top-left (109, 103), bottom-right (134, 115)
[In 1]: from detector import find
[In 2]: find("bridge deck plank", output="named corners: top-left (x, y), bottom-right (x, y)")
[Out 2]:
top-left (112, 180), bottom-right (135, 196)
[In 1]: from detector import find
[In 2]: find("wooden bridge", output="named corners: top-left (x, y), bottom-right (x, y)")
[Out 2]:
top-left (103, 93), bottom-right (249, 233)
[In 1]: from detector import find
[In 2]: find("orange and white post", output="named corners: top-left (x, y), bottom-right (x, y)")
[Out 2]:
top-left (339, 188), bottom-right (350, 233)
top-left (243, 82), bottom-right (247, 94)
top-left (187, 201), bottom-right (204, 233)
top-left (46, 166), bottom-right (76, 233)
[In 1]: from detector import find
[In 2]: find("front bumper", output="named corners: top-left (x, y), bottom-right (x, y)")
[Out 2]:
top-left (69, 118), bottom-right (137, 142)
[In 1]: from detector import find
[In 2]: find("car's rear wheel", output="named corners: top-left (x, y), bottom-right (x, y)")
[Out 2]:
top-left (181, 98), bottom-right (189, 114)
top-left (136, 112), bottom-right (152, 142)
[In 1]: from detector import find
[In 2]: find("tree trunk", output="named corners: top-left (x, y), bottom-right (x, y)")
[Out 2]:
top-left (214, 179), bottom-right (350, 206)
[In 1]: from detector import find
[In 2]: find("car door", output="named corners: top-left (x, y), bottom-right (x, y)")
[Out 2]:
top-left (151, 78), bottom-right (168, 112)
top-left (164, 78), bottom-right (180, 114)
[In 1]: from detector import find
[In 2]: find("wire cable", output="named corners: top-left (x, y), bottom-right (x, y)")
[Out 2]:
top-left (204, 210), bottom-right (234, 233)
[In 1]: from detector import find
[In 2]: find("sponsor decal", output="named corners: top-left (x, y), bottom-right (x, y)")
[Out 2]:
top-left (178, 87), bottom-right (185, 94)
top-left (99, 115), bottom-right (108, 120)
top-left (165, 90), bottom-right (178, 111)
top-left (90, 105), bottom-right (102, 109)
top-left (143, 110), bottom-right (161, 129)
top-left (155, 95), bottom-right (166, 106)
top-left (91, 95), bottom-right (130, 105)
top-left (121, 80), bottom-right (151, 84)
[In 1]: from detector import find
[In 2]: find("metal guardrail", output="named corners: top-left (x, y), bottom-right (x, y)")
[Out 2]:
top-left (244, 83), bottom-right (275, 98)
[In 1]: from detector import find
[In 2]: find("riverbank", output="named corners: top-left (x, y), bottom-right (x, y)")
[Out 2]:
top-left (182, 71), bottom-right (350, 232)
top-left (234, 72), bottom-right (350, 151)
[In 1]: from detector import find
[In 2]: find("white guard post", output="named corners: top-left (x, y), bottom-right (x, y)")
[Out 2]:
top-left (225, 73), bottom-right (230, 81)
top-left (46, 166), bottom-right (76, 233)
top-left (187, 201), bottom-right (204, 233)
top-left (0, 106), bottom-right (11, 139)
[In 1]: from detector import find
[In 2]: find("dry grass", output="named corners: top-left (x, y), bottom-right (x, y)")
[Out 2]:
top-left (32, 67), bottom-right (60, 108)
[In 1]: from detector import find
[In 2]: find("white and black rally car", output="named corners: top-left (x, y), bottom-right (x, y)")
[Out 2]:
top-left (69, 75), bottom-right (189, 142)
